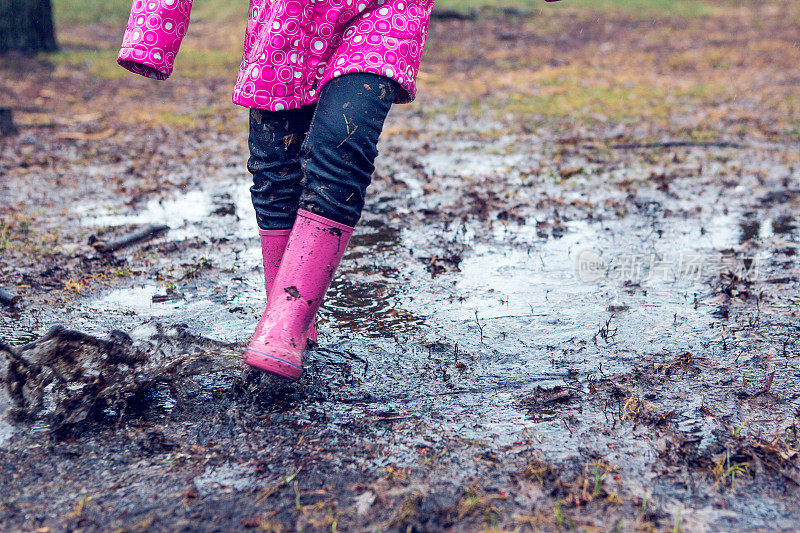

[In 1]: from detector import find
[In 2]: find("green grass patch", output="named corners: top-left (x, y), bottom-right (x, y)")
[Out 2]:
top-left (52, 0), bottom-right (131, 26)
top-left (53, 0), bottom-right (246, 27)
top-left (51, 46), bottom-right (241, 80)
top-left (435, 0), bottom-right (716, 18)
top-left (50, 48), bottom-right (125, 78)
top-left (175, 48), bottom-right (242, 78)
top-left (550, 0), bottom-right (716, 18)
top-left (481, 76), bottom-right (727, 122)
top-left (502, 85), bottom-right (672, 121)
top-left (51, 0), bottom-right (245, 79)
top-left (55, 0), bottom-right (718, 28)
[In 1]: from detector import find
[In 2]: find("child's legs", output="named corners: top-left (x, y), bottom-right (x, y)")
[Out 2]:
top-left (248, 105), bottom-right (316, 230)
top-left (298, 73), bottom-right (399, 226)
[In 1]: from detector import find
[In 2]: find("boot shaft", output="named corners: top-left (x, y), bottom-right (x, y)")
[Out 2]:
top-left (245, 210), bottom-right (354, 380)
top-left (266, 210), bottom-right (355, 316)
top-left (258, 228), bottom-right (291, 294)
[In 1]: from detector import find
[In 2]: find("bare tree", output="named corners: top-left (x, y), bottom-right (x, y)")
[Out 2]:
top-left (0, 0), bottom-right (58, 54)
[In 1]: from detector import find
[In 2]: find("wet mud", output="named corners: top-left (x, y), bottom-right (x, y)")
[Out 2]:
top-left (2, 4), bottom-right (800, 532)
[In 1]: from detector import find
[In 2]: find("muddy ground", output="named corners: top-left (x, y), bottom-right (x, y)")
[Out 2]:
top-left (2, 2), bottom-right (800, 531)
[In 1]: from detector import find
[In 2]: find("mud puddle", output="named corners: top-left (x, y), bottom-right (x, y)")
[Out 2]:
top-left (24, 137), bottom-right (795, 420)
top-left (2, 120), bottom-right (800, 531)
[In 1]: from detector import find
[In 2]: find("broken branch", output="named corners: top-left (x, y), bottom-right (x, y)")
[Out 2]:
top-left (0, 287), bottom-right (20, 308)
top-left (91, 224), bottom-right (169, 253)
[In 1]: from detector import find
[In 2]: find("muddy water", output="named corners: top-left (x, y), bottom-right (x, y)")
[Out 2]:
top-left (58, 138), bottom-right (789, 376)
top-left (63, 138), bottom-right (784, 422)
top-left (3, 127), bottom-right (799, 530)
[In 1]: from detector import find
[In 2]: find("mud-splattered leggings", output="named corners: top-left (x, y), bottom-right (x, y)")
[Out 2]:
top-left (247, 73), bottom-right (398, 230)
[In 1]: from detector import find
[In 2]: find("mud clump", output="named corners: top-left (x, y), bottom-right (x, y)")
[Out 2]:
top-left (1, 322), bottom-right (214, 431)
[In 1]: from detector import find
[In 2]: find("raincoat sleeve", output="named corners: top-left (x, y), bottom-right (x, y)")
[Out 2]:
top-left (117, 0), bottom-right (193, 80)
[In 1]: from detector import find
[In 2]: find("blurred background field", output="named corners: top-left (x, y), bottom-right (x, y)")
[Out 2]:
top-left (52, 0), bottom-right (723, 26)
top-left (27, 0), bottom-right (797, 138)
top-left (46, 0), bottom-right (740, 81)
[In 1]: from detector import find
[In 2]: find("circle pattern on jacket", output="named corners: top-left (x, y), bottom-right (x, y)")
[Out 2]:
top-left (117, 0), bottom-right (434, 109)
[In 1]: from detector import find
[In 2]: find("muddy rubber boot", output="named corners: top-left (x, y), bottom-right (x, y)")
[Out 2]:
top-left (259, 228), bottom-right (318, 346)
top-left (246, 210), bottom-right (353, 379)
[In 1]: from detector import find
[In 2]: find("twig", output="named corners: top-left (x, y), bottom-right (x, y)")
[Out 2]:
top-left (57, 128), bottom-right (115, 141)
top-left (756, 370), bottom-right (775, 396)
top-left (593, 315), bottom-right (618, 344)
top-left (337, 115), bottom-right (358, 148)
top-left (151, 293), bottom-right (183, 303)
top-left (611, 141), bottom-right (743, 150)
top-left (474, 310), bottom-right (485, 343)
top-left (0, 287), bottom-right (20, 308)
top-left (91, 224), bottom-right (169, 253)
top-left (479, 313), bottom-right (548, 320)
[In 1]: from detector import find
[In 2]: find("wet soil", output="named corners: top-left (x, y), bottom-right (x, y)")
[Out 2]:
top-left (2, 3), bottom-right (800, 531)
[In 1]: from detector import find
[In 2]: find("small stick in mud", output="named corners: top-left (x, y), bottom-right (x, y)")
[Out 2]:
top-left (474, 310), bottom-right (485, 343)
top-left (91, 223), bottom-right (169, 253)
top-left (611, 140), bottom-right (743, 150)
top-left (758, 370), bottom-right (776, 396)
top-left (0, 287), bottom-right (20, 308)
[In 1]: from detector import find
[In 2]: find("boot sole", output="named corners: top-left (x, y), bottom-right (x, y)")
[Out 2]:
top-left (244, 347), bottom-right (303, 381)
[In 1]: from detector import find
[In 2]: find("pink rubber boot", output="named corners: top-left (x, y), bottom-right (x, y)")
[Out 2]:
top-left (259, 228), bottom-right (318, 345)
top-left (246, 210), bottom-right (354, 379)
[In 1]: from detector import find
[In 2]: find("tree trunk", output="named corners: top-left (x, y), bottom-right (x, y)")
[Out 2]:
top-left (0, 108), bottom-right (18, 136)
top-left (0, 0), bottom-right (58, 54)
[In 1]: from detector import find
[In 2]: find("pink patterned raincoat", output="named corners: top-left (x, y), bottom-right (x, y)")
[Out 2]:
top-left (117, 0), bottom-right (435, 111)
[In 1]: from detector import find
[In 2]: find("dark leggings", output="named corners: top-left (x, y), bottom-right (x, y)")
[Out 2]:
top-left (247, 73), bottom-right (398, 229)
